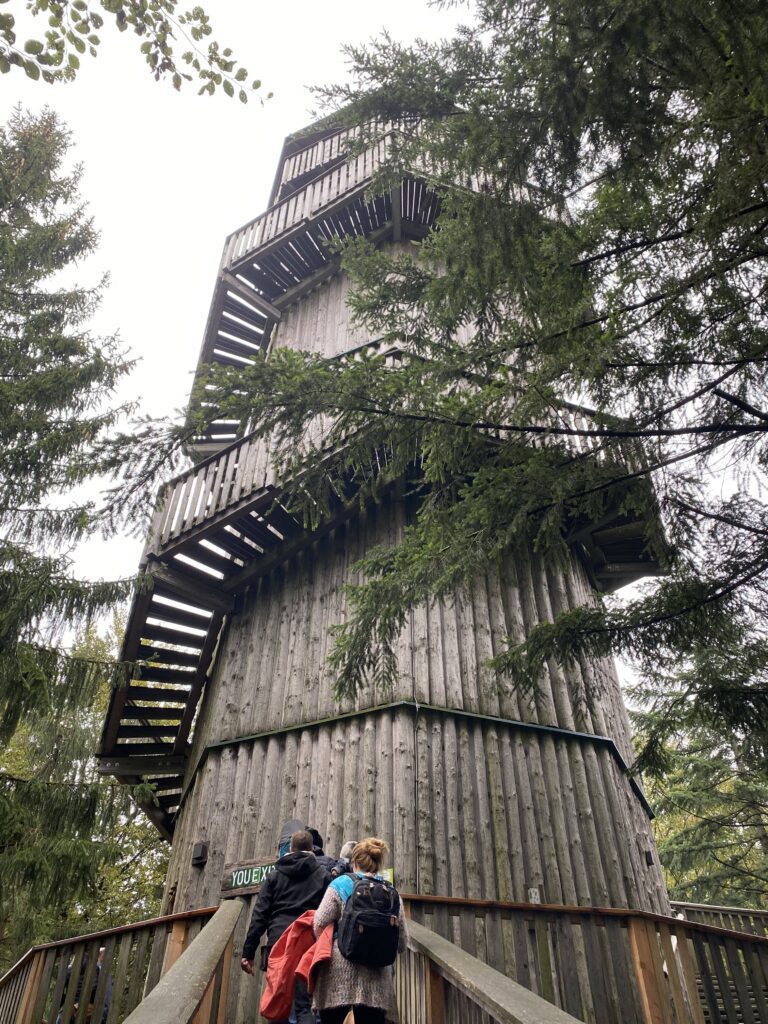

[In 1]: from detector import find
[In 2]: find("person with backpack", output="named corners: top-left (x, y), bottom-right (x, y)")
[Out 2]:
top-left (311, 837), bottom-right (406, 1023)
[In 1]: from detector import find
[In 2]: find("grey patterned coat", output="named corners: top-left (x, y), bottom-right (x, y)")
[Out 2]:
top-left (311, 880), bottom-right (407, 1021)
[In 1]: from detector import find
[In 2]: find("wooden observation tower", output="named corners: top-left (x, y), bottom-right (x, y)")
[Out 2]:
top-left (94, 119), bottom-right (676, 1019)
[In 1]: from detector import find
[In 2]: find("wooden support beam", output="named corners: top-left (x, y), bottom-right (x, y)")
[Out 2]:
top-left (122, 706), bottom-right (184, 722)
top-left (126, 685), bottom-right (191, 704)
top-left (138, 645), bottom-right (201, 669)
top-left (134, 665), bottom-right (197, 685)
top-left (272, 258), bottom-right (340, 310)
top-left (220, 271), bottom-right (282, 322)
top-left (174, 611), bottom-right (226, 753)
top-left (117, 725), bottom-right (180, 739)
top-left (96, 754), bottom-right (187, 775)
top-left (140, 622), bottom-right (205, 650)
top-left (595, 561), bottom-right (662, 578)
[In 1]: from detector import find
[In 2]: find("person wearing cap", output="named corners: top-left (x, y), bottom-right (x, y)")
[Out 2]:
top-left (241, 828), bottom-right (330, 1024)
top-left (307, 828), bottom-right (338, 874)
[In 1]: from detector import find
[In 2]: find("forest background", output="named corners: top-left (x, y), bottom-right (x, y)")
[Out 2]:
top-left (2, 0), bottom-right (767, 972)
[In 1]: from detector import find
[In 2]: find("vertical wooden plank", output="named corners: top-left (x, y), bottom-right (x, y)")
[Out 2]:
top-left (627, 918), bottom-right (670, 1024)
top-left (190, 974), bottom-right (215, 1024)
top-left (58, 944), bottom-right (85, 1024)
top-left (708, 935), bottom-right (739, 1023)
top-left (90, 935), bottom-right (117, 1024)
top-left (690, 931), bottom-right (723, 1024)
top-left (28, 948), bottom-right (57, 1024)
top-left (107, 932), bottom-right (135, 1024)
top-left (143, 921), bottom-right (170, 995)
top-left (723, 936), bottom-right (757, 1024)
top-left (743, 941), bottom-right (768, 1023)
top-left (73, 943), bottom-right (100, 1024)
top-left (581, 919), bottom-right (619, 1024)
top-left (673, 930), bottom-right (707, 1024)
top-left (14, 951), bottom-right (43, 1024)
top-left (657, 922), bottom-right (692, 1024)
top-left (536, 917), bottom-right (557, 1003)
top-left (123, 928), bottom-right (152, 1016)
top-left (216, 935), bottom-right (234, 1024)
top-left (46, 948), bottom-right (72, 1024)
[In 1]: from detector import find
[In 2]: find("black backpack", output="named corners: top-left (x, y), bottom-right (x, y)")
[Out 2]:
top-left (337, 875), bottom-right (401, 967)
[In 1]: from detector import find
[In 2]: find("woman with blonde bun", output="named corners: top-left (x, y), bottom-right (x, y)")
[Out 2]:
top-left (312, 838), bottom-right (406, 1023)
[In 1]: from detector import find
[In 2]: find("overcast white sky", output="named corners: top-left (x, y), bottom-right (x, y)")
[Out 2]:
top-left (2, 0), bottom-right (463, 582)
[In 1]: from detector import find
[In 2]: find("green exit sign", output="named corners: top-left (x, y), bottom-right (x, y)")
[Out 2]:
top-left (221, 859), bottom-right (275, 896)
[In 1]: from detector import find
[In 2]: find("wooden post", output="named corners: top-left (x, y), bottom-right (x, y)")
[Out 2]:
top-left (426, 962), bottom-right (445, 1024)
top-left (627, 918), bottom-right (670, 1024)
top-left (215, 934), bottom-right (234, 1024)
top-left (162, 920), bottom-right (187, 974)
top-left (14, 950), bottom-right (43, 1024)
top-left (190, 975), bottom-right (214, 1024)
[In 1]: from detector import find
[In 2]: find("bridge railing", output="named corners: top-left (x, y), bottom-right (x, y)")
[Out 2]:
top-left (6, 895), bottom-right (768, 1023)
top-left (278, 126), bottom-right (362, 193)
top-left (0, 905), bottom-right (216, 1024)
top-left (122, 898), bottom-right (244, 1024)
top-left (402, 894), bottom-right (768, 1023)
top-left (671, 900), bottom-right (768, 937)
top-left (400, 917), bottom-right (584, 1024)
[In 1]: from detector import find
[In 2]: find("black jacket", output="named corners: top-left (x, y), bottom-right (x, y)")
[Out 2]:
top-left (242, 851), bottom-right (329, 959)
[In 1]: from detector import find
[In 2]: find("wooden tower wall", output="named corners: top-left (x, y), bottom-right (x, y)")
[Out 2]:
top-left (164, 488), bottom-right (667, 919)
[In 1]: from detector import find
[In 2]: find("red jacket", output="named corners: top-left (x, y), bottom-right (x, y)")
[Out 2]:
top-left (259, 911), bottom-right (317, 1021)
top-left (296, 921), bottom-right (334, 992)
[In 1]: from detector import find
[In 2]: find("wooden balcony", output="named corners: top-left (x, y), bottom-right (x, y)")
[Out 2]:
top-left (275, 124), bottom-right (362, 198)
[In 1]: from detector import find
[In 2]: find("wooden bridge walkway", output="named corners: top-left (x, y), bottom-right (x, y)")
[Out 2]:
top-left (3, 898), bottom-right (768, 1023)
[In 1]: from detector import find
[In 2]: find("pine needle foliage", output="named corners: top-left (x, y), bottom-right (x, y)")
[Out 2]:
top-left (633, 653), bottom-right (768, 907)
top-left (196, 0), bottom-right (768, 766)
top-left (0, 109), bottom-right (165, 962)
top-left (0, 106), bottom-right (137, 730)
top-left (0, 624), bottom-right (167, 970)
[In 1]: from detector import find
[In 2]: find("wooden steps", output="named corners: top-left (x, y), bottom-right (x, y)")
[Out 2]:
top-left (97, 569), bottom-right (233, 838)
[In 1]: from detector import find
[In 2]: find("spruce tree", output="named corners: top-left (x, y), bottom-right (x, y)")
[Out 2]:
top-left (0, 107), bottom-right (164, 958)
